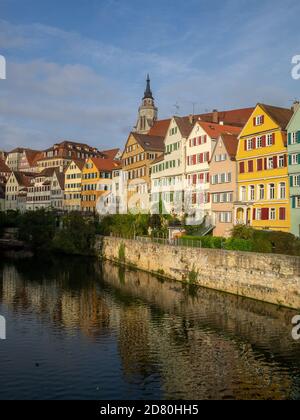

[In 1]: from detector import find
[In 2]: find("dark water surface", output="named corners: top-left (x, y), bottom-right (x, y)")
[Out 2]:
top-left (0, 256), bottom-right (300, 400)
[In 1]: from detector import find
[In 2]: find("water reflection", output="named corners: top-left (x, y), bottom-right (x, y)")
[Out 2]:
top-left (0, 256), bottom-right (299, 400)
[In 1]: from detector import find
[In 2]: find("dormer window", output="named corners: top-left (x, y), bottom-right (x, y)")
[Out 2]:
top-left (254, 115), bottom-right (264, 126)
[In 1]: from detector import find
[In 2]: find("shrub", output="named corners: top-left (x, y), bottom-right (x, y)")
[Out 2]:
top-left (224, 238), bottom-right (254, 252)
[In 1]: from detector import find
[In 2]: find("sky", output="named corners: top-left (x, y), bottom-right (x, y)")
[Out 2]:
top-left (0, 0), bottom-right (300, 152)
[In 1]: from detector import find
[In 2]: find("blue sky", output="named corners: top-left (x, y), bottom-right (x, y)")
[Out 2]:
top-left (0, 0), bottom-right (300, 151)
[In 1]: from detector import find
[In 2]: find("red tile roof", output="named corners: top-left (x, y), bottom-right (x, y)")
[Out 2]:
top-left (99, 148), bottom-right (120, 160)
top-left (219, 134), bottom-right (240, 160)
top-left (131, 133), bottom-right (165, 152)
top-left (91, 158), bottom-right (120, 171)
top-left (259, 104), bottom-right (293, 129)
top-left (197, 121), bottom-right (242, 139)
top-left (0, 158), bottom-right (11, 173)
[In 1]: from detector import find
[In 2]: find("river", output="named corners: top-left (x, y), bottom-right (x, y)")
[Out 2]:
top-left (0, 256), bottom-right (299, 400)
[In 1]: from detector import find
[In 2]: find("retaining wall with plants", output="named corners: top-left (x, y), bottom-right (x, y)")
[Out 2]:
top-left (98, 236), bottom-right (300, 310)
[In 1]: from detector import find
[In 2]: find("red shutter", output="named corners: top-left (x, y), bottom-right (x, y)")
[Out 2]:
top-left (253, 117), bottom-right (256, 126)
top-left (193, 174), bottom-right (197, 185)
top-left (204, 135), bottom-right (207, 143)
top-left (239, 162), bottom-right (245, 174)
top-left (252, 138), bottom-right (256, 149)
top-left (272, 133), bottom-right (275, 145)
top-left (200, 154), bottom-right (203, 164)
top-left (262, 136), bottom-right (266, 147)
top-left (206, 152), bottom-right (210, 162)
top-left (206, 173), bottom-right (209, 183)
top-left (207, 193), bottom-right (210, 203)
top-left (264, 158), bottom-right (268, 170)
top-left (284, 154), bottom-right (287, 167)
top-left (279, 207), bottom-right (286, 220)
top-left (262, 115), bottom-right (265, 124)
top-left (253, 209), bottom-right (256, 220)
top-left (273, 156), bottom-right (278, 169)
top-left (244, 140), bottom-right (248, 151)
top-left (262, 208), bottom-right (269, 220)
top-left (257, 159), bottom-right (263, 171)
top-left (248, 160), bottom-right (254, 172)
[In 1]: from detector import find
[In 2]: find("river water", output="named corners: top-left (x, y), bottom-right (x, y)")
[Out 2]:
top-left (0, 256), bottom-right (299, 400)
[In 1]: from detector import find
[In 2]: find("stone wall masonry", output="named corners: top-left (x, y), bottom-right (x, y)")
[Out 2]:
top-left (99, 236), bottom-right (300, 310)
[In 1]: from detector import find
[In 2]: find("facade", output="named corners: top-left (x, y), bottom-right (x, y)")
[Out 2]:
top-left (51, 170), bottom-right (65, 210)
top-left (64, 160), bottom-right (84, 212)
top-left (26, 169), bottom-right (55, 211)
top-left (36, 141), bottom-right (100, 172)
top-left (287, 103), bottom-right (300, 237)
top-left (235, 104), bottom-right (293, 232)
top-left (122, 132), bottom-right (164, 212)
top-left (151, 116), bottom-right (194, 216)
top-left (5, 172), bottom-right (35, 212)
top-left (81, 158), bottom-right (119, 214)
top-left (0, 176), bottom-right (6, 211)
top-left (186, 121), bottom-right (241, 223)
top-left (0, 158), bottom-right (12, 180)
top-left (210, 134), bottom-right (240, 237)
top-left (19, 149), bottom-right (42, 173)
top-left (6, 148), bottom-right (39, 171)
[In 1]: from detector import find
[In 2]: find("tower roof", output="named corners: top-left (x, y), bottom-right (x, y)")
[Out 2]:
top-left (143, 74), bottom-right (153, 100)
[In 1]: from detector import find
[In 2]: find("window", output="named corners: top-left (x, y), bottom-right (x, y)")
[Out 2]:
top-left (269, 183), bottom-right (275, 200)
top-left (291, 132), bottom-right (297, 145)
top-left (256, 136), bottom-right (263, 148)
top-left (240, 186), bottom-right (246, 201)
top-left (296, 197), bottom-right (300, 208)
top-left (249, 185), bottom-right (255, 201)
top-left (256, 208), bottom-right (262, 220)
top-left (279, 182), bottom-right (286, 199)
top-left (291, 154), bottom-right (298, 165)
top-left (247, 139), bottom-right (253, 150)
top-left (258, 184), bottom-right (265, 200)
top-left (279, 207), bottom-right (286, 221)
top-left (219, 212), bottom-right (232, 223)
top-left (270, 208), bottom-right (276, 220)
top-left (255, 115), bottom-right (264, 126)
top-left (266, 134), bottom-right (274, 146)
top-left (267, 157), bottom-right (274, 169)
top-left (278, 155), bottom-right (285, 168)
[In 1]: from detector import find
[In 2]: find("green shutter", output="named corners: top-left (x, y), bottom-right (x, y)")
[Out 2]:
top-left (288, 133), bottom-right (292, 145)
top-left (297, 131), bottom-right (300, 143)
top-left (290, 176), bottom-right (294, 188)
top-left (292, 197), bottom-right (296, 209)
top-left (289, 155), bottom-right (292, 166)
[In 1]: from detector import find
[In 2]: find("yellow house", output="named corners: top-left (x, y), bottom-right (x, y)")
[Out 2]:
top-left (64, 160), bottom-right (84, 211)
top-left (235, 104), bottom-right (293, 232)
top-left (81, 157), bottom-right (118, 214)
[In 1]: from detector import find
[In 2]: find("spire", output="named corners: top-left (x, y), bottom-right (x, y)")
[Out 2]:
top-left (143, 74), bottom-right (153, 100)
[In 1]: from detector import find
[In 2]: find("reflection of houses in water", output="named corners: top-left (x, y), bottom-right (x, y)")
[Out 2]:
top-left (0, 263), bottom-right (110, 339)
top-left (102, 262), bottom-right (297, 400)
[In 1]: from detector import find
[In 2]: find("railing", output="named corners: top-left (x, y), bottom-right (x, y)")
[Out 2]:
top-left (110, 233), bottom-right (204, 249)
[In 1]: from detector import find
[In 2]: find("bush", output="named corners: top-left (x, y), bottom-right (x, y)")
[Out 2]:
top-left (52, 213), bottom-right (96, 256)
top-left (180, 235), bottom-right (226, 249)
top-left (224, 238), bottom-right (254, 252)
top-left (18, 210), bottom-right (56, 250)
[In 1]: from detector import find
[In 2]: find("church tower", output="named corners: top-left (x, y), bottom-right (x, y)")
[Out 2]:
top-left (134, 75), bottom-right (158, 134)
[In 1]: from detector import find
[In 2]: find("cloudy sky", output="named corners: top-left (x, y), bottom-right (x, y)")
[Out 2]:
top-left (0, 0), bottom-right (300, 152)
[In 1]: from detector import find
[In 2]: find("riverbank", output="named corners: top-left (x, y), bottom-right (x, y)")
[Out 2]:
top-left (99, 236), bottom-right (300, 310)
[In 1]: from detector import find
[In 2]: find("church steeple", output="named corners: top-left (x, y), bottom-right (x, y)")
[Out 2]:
top-left (134, 75), bottom-right (158, 134)
top-left (143, 74), bottom-right (153, 100)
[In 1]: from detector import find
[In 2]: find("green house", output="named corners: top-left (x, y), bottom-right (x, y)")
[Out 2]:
top-left (287, 104), bottom-right (300, 237)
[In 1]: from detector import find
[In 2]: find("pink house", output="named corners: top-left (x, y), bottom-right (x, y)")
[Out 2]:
top-left (210, 133), bottom-right (240, 238)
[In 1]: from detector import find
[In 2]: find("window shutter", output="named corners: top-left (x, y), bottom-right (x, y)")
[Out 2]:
top-left (248, 160), bottom-right (254, 172)
top-left (206, 152), bottom-right (210, 162)
top-left (272, 133), bottom-right (275, 145)
top-left (253, 208), bottom-right (256, 220)
top-left (264, 158), bottom-right (268, 170)
top-left (292, 197), bottom-right (296, 209)
top-left (252, 138), bottom-right (256, 149)
top-left (273, 156), bottom-right (278, 169)
top-left (244, 140), bottom-right (248, 151)
top-left (279, 207), bottom-right (286, 221)
top-left (239, 162), bottom-right (245, 174)
top-left (257, 158), bottom-right (263, 171)
top-left (253, 117), bottom-right (256, 126)
top-left (262, 208), bottom-right (269, 220)
top-left (262, 136), bottom-right (266, 147)
top-left (290, 176), bottom-right (294, 188)
top-left (289, 155), bottom-right (292, 166)
top-left (262, 115), bottom-right (265, 124)
top-left (297, 131), bottom-right (300, 143)
top-left (288, 133), bottom-right (292, 145)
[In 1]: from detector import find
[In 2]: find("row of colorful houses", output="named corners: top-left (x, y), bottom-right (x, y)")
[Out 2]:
top-left (1, 77), bottom-right (300, 238)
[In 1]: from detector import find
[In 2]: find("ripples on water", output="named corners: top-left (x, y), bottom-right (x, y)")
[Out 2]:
top-left (0, 255), bottom-right (300, 400)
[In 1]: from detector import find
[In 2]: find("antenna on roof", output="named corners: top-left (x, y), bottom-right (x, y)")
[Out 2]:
top-left (173, 102), bottom-right (180, 116)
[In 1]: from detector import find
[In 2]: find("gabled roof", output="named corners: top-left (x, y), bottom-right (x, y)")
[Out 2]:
top-left (54, 170), bottom-right (65, 190)
top-left (90, 157), bottom-right (120, 171)
top-left (131, 133), bottom-right (165, 152)
top-left (148, 119), bottom-right (171, 137)
top-left (151, 154), bottom-right (165, 165)
top-left (0, 158), bottom-right (11, 173)
top-left (196, 121), bottom-right (242, 139)
top-left (24, 149), bottom-right (41, 166)
top-left (39, 168), bottom-right (57, 178)
top-left (99, 148), bottom-right (121, 160)
top-left (219, 134), bottom-right (240, 160)
top-left (258, 104), bottom-right (293, 129)
top-left (174, 116), bottom-right (195, 138)
top-left (67, 159), bottom-right (85, 171)
top-left (13, 172), bottom-right (36, 187)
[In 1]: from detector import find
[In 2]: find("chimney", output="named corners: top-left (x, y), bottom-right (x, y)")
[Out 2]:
top-left (212, 109), bottom-right (219, 124)
top-left (292, 100), bottom-right (300, 114)
top-left (189, 114), bottom-right (195, 124)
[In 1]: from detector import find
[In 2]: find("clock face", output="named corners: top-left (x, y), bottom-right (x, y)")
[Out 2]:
top-left (196, 125), bottom-right (200, 133)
